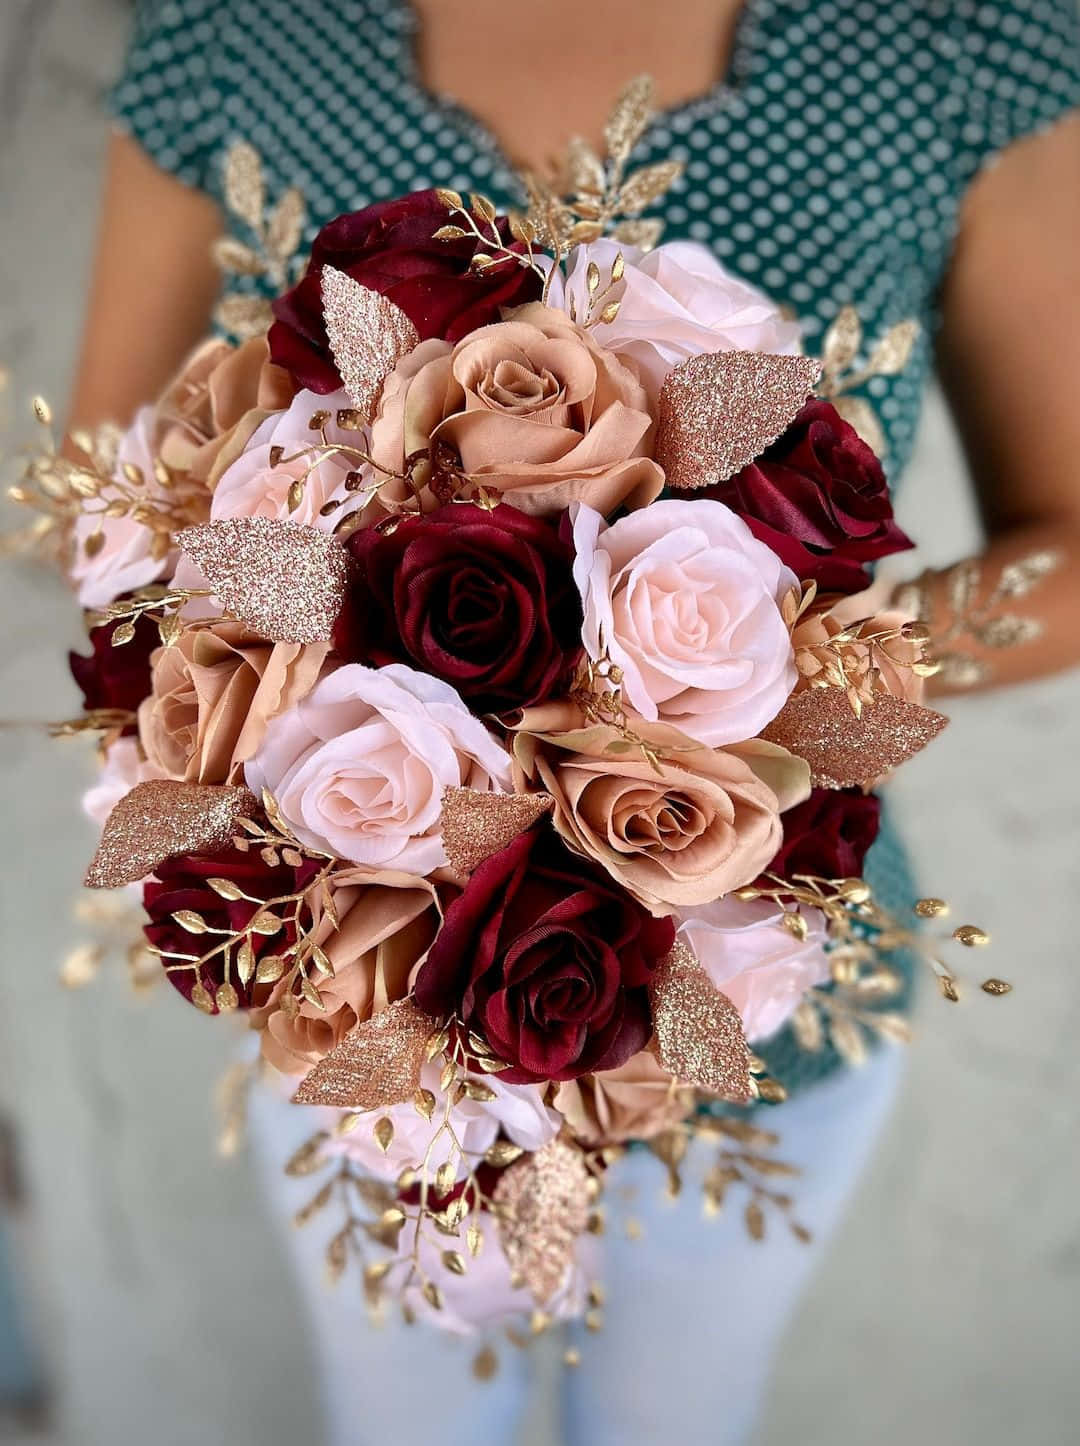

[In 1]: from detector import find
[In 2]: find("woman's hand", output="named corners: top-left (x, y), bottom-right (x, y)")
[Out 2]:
top-left (922, 113), bottom-right (1080, 694)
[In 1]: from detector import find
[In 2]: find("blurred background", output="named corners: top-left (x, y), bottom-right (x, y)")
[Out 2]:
top-left (0, 2), bottom-right (1078, 1443)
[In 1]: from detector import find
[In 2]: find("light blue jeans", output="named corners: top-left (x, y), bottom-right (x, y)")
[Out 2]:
top-left (251, 1047), bottom-right (902, 1446)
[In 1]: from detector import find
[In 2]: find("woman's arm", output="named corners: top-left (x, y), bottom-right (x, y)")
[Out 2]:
top-left (917, 113), bottom-right (1080, 695)
top-left (67, 132), bottom-right (223, 433)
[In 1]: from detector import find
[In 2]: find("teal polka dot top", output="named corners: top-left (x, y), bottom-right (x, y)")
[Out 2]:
top-left (108, 0), bottom-right (1080, 1095)
top-left (110, 0), bottom-right (1080, 477)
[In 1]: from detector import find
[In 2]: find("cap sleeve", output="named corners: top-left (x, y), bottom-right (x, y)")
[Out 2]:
top-left (954, 0), bottom-right (1080, 185)
top-left (106, 0), bottom-right (227, 193)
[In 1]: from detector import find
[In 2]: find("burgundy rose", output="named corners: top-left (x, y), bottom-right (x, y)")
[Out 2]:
top-left (68, 610), bottom-right (159, 734)
top-left (334, 504), bottom-right (583, 715)
top-left (269, 190), bottom-right (543, 392)
top-left (143, 844), bottom-right (321, 1013)
top-left (414, 825), bottom-right (675, 1083)
top-left (707, 400), bottom-right (913, 594)
top-left (764, 787), bottom-right (881, 884)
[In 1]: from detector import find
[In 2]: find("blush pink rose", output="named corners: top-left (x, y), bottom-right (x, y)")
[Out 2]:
top-left (678, 896), bottom-right (830, 1042)
top-left (245, 663), bottom-right (511, 872)
top-left (547, 239), bottom-right (803, 402)
top-left (70, 408), bottom-right (171, 608)
top-left (208, 386), bottom-right (378, 531)
top-left (572, 499), bottom-right (798, 746)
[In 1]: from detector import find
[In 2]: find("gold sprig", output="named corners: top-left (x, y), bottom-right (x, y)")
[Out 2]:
top-left (795, 614), bottom-right (939, 718)
top-left (291, 1022), bottom-right (530, 1326)
top-left (213, 141), bottom-right (307, 339)
top-left (5, 398), bottom-right (202, 565)
top-left (649, 1114), bottom-right (810, 1243)
top-left (736, 872), bottom-right (1008, 1067)
top-left (520, 75), bottom-right (684, 258)
top-left (567, 652), bottom-right (665, 772)
top-left (61, 891), bottom-right (159, 994)
top-left (149, 790), bottom-right (338, 1015)
top-left (895, 549), bottom-right (1061, 690)
top-left (89, 583), bottom-right (212, 649)
top-left (433, 188), bottom-right (546, 283)
top-left (817, 306), bottom-right (920, 456)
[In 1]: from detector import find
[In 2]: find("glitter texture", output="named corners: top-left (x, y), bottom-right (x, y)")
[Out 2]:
top-left (292, 997), bottom-right (438, 1109)
top-left (321, 265), bottom-right (420, 419)
top-left (440, 787), bottom-right (554, 876)
top-left (761, 688), bottom-right (948, 789)
top-left (493, 1138), bottom-right (590, 1304)
top-left (656, 351), bottom-right (822, 489)
top-left (177, 517), bottom-right (353, 643)
top-left (649, 941), bottom-right (752, 1102)
top-left (85, 781), bottom-right (258, 889)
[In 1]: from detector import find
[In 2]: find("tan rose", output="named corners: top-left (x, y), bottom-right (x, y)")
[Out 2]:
top-left (157, 337), bottom-right (296, 485)
top-left (554, 1048), bottom-right (693, 1147)
top-left (512, 705), bottom-right (810, 915)
top-left (137, 619), bottom-right (328, 784)
top-left (369, 303), bottom-right (664, 518)
top-left (251, 865), bottom-right (446, 1075)
top-left (793, 600), bottom-right (925, 709)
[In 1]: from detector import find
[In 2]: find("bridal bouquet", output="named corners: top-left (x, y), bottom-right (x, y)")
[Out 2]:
top-left (11, 83), bottom-right (1007, 1343)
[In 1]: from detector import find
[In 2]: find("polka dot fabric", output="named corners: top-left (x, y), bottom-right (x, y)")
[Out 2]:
top-left (110, 0), bottom-right (1080, 478)
top-left (107, 0), bottom-right (1079, 1095)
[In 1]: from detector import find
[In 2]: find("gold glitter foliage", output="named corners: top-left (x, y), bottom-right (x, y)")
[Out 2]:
top-left (761, 688), bottom-right (948, 789)
top-left (656, 351), bottom-right (822, 491)
top-left (521, 75), bottom-right (684, 255)
top-left (440, 787), bottom-right (555, 876)
top-left (649, 941), bottom-right (752, 1102)
top-left (895, 548), bottom-right (1061, 691)
top-left (320, 267), bottom-right (420, 421)
top-left (177, 516), bottom-right (353, 644)
top-left (85, 781), bottom-right (258, 889)
top-left (493, 1138), bottom-right (590, 1304)
top-left (293, 998), bottom-right (439, 1109)
top-left (213, 141), bottom-right (307, 340)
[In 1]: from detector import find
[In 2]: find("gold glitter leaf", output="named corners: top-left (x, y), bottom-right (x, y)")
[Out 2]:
top-left (822, 305), bottom-right (862, 379)
top-left (603, 74), bottom-right (654, 162)
top-left (493, 1138), bottom-right (590, 1304)
top-left (177, 516), bottom-right (353, 644)
top-left (224, 140), bottom-right (264, 233)
top-left (656, 351), bottom-right (822, 490)
top-left (266, 187), bottom-right (306, 263)
top-left (440, 787), bottom-right (555, 876)
top-left (649, 941), bottom-right (752, 1102)
top-left (611, 218), bottom-right (663, 251)
top-left (292, 998), bottom-right (439, 1109)
top-left (320, 266), bottom-right (419, 419)
top-left (85, 781), bottom-right (259, 889)
top-left (760, 689), bottom-right (948, 789)
top-left (617, 160), bottom-right (684, 216)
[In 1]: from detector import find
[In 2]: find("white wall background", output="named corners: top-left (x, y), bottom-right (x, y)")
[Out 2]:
top-left (0, 4), bottom-right (1077, 1443)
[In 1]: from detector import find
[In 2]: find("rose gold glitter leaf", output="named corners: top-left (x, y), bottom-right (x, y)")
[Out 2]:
top-left (649, 941), bottom-right (752, 1102)
top-left (177, 517), bottom-right (353, 643)
top-left (320, 266), bottom-right (420, 419)
top-left (292, 998), bottom-right (439, 1109)
top-left (656, 351), bottom-right (822, 489)
top-left (85, 781), bottom-right (259, 889)
top-left (440, 788), bottom-right (554, 876)
top-left (760, 689), bottom-right (948, 789)
top-left (493, 1138), bottom-right (590, 1304)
